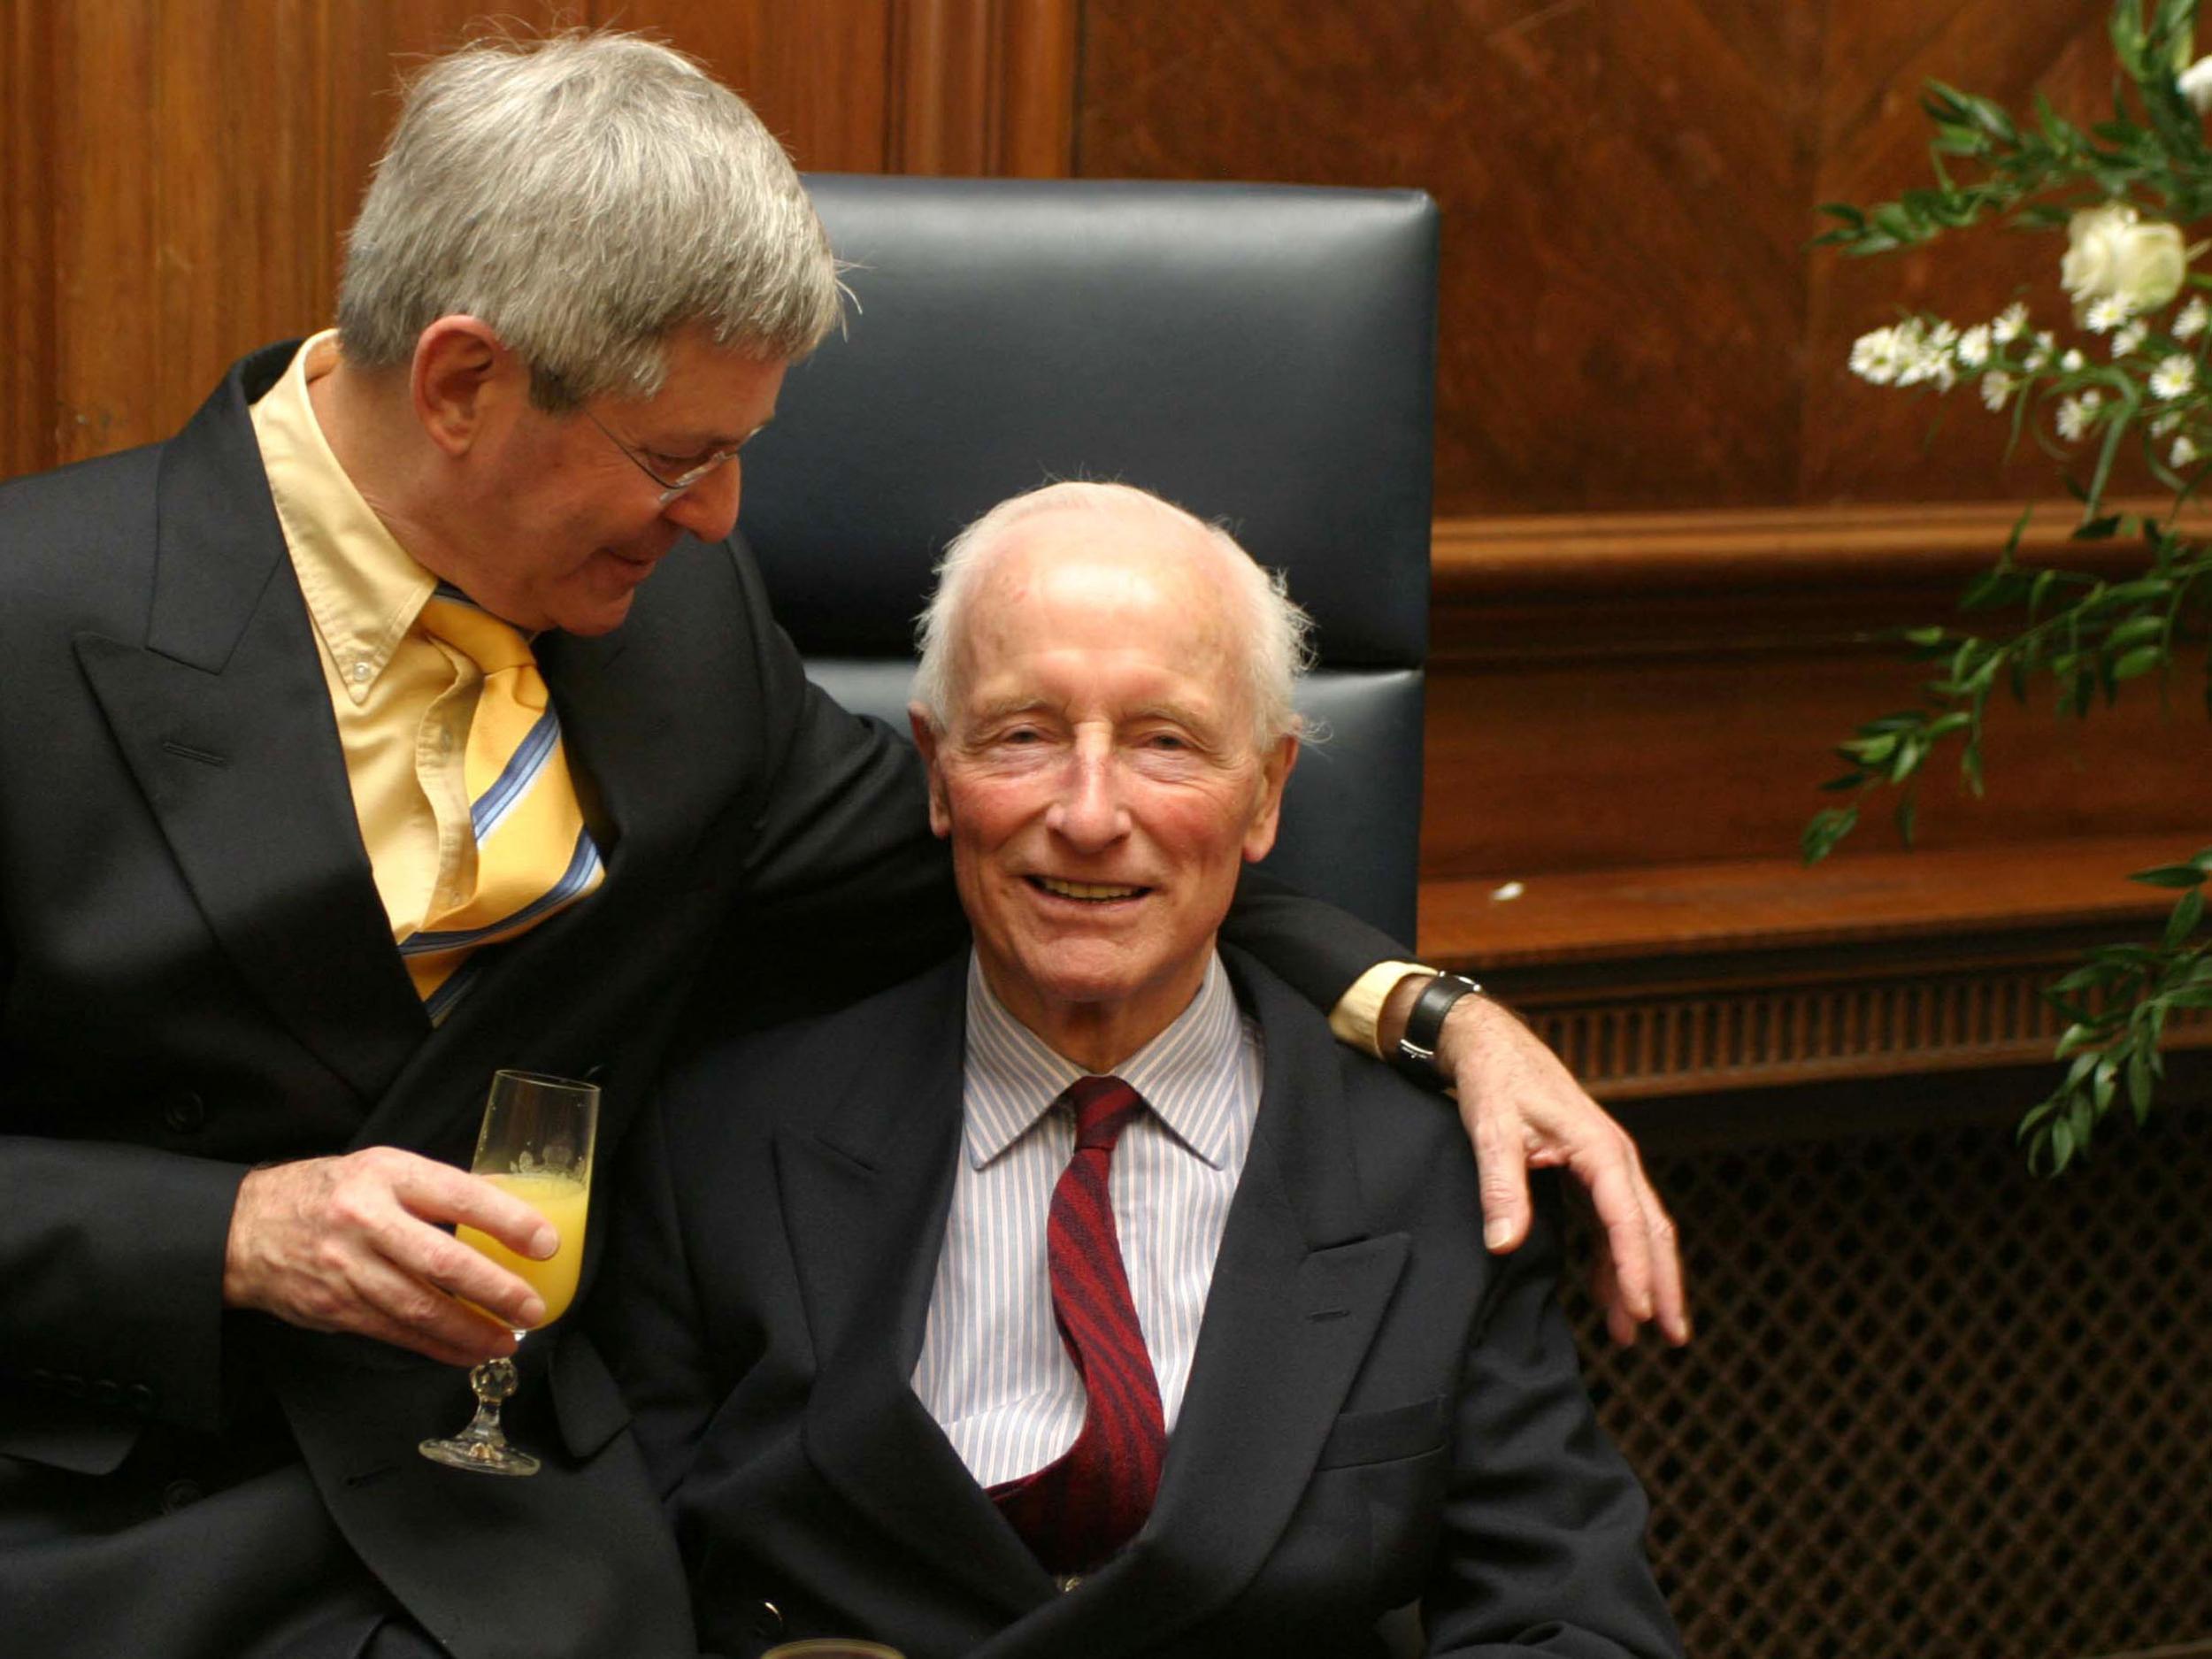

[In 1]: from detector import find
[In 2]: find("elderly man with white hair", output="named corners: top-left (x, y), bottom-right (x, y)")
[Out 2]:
top-left (601, 481), bottom-right (1683, 1659)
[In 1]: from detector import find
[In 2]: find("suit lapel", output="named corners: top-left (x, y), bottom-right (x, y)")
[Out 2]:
top-left (972, 952), bottom-right (1409, 1659)
top-left (74, 345), bottom-right (426, 1107)
top-left (781, 960), bottom-right (1058, 1622)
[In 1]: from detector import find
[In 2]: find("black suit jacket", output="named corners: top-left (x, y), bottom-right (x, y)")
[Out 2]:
top-left (599, 949), bottom-right (1682, 1659)
top-left (0, 344), bottom-right (1410, 1659)
top-left (0, 342), bottom-right (972, 1659)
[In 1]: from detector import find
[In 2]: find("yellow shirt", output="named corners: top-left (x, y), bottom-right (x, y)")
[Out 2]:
top-left (247, 333), bottom-right (1425, 1050)
top-left (249, 330), bottom-right (486, 946)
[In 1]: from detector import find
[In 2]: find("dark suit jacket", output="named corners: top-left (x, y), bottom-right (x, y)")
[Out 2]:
top-left (0, 341), bottom-right (977, 1659)
top-left (599, 949), bottom-right (1682, 1659)
top-left (0, 343), bottom-right (1409, 1659)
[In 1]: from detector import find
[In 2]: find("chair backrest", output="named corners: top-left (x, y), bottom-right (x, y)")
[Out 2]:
top-left (739, 174), bottom-right (1438, 943)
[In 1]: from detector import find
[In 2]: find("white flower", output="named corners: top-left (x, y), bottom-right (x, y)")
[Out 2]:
top-left (1956, 325), bottom-right (1993, 369)
top-left (2183, 55), bottom-right (2212, 114)
top-left (1981, 371), bottom-right (2016, 411)
top-left (2061, 348), bottom-right (2086, 373)
top-left (2085, 296), bottom-right (2132, 334)
top-left (2151, 353), bottom-right (2199, 399)
top-left (2114, 321), bottom-right (2149, 357)
top-left (2055, 390), bottom-right (2104, 442)
top-left (2062, 202), bottom-right (2190, 314)
top-left (2177, 298), bottom-right (2210, 341)
top-left (2154, 410), bottom-right (2184, 436)
top-left (2174, 434), bottom-right (2201, 467)
top-left (1992, 302), bottom-right (2031, 343)
top-left (1850, 325), bottom-right (1906, 384)
top-left (2027, 330), bottom-right (2058, 369)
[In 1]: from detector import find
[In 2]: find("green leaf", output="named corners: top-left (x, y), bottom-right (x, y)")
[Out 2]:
top-left (2113, 643), bottom-right (2167, 679)
top-left (2073, 514), bottom-right (2124, 541)
top-left (2104, 614), bottom-right (2168, 648)
top-left (2166, 887), bottom-right (2206, 949)
top-left (1819, 772), bottom-right (1867, 793)
top-left (1904, 625), bottom-right (1947, 647)
top-left (2050, 1116), bottom-right (2076, 1171)
top-left (2131, 862), bottom-right (2209, 887)
top-left (1801, 806), bottom-right (1859, 866)
top-left (1894, 795), bottom-right (1918, 845)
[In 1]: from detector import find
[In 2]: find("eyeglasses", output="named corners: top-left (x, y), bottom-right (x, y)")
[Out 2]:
top-left (585, 408), bottom-right (746, 506)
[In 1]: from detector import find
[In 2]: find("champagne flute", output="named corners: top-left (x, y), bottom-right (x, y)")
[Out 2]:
top-left (419, 1069), bottom-right (598, 1477)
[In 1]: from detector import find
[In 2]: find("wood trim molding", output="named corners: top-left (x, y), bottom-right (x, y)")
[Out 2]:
top-left (887, 0), bottom-right (1076, 177)
top-left (1432, 496), bottom-right (2212, 600)
top-left (1517, 964), bottom-right (2212, 1104)
top-left (1419, 834), bottom-right (2211, 1102)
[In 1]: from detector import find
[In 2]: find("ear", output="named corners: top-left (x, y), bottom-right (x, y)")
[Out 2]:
top-left (411, 316), bottom-right (520, 458)
top-left (1241, 735), bottom-right (1299, 864)
top-left (909, 704), bottom-right (954, 840)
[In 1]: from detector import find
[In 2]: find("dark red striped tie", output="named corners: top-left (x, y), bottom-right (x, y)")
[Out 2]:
top-left (988, 1075), bottom-right (1168, 1575)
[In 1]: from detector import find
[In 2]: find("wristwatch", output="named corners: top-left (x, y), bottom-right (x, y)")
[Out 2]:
top-left (1394, 972), bottom-right (1485, 1078)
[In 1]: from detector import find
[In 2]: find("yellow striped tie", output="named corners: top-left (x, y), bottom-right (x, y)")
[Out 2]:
top-left (404, 586), bottom-right (604, 1018)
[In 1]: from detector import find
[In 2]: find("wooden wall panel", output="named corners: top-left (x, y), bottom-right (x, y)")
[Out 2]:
top-left (0, 3), bottom-right (1075, 483)
top-left (1076, 0), bottom-right (2122, 517)
top-left (1, 0), bottom-right (55, 478)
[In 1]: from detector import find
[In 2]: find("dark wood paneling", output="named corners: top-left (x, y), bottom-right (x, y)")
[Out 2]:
top-left (1076, 0), bottom-right (2122, 517)
top-left (1422, 501), bottom-right (2212, 879)
top-left (598, 1), bottom-right (898, 173)
top-left (1, 0), bottom-right (55, 479)
top-left (0, 4), bottom-right (1074, 482)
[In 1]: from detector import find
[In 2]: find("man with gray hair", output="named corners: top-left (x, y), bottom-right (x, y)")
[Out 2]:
top-left (603, 482), bottom-right (1682, 1658)
top-left (0, 30), bottom-right (1677, 1659)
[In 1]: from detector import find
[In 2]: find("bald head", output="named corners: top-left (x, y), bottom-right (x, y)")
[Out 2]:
top-left (911, 482), bottom-right (1310, 753)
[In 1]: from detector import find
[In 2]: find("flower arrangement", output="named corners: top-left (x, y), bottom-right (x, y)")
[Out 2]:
top-left (1810, 0), bottom-right (2212, 1171)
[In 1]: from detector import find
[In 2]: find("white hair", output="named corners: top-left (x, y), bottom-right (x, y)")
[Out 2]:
top-left (337, 29), bottom-right (842, 410)
top-left (911, 481), bottom-right (1314, 750)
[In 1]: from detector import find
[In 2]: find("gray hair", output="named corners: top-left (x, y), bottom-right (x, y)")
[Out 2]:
top-left (336, 29), bottom-right (842, 410)
top-left (912, 481), bottom-right (1314, 751)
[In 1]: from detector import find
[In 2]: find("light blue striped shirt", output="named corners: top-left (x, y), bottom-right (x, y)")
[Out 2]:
top-left (911, 950), bottom-right (1262, 1488)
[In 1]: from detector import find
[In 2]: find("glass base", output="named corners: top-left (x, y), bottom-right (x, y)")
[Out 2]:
top-left (419, 1353), bottom-right (539, 1476)
top-left (419, 1431), bottom-right (540, 1477)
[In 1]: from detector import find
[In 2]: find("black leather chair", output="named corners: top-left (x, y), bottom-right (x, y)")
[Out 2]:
top-left (740, 175), bottom-right (1439, 944)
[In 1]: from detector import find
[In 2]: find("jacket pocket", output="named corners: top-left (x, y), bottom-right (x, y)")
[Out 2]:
top-left (1312, 1393), bottom-right (1449, 1470)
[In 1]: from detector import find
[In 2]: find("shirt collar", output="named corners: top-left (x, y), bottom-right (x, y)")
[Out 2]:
top-left (249, 329), bottom-right (439, 703)
top-left (962, 951), bottom-right (1248, 1172)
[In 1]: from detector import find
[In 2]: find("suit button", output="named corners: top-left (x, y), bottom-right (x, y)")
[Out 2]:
top-left (160, 1479), bottom-right (204, 1512)
top-left (58, 1372), bottom-right (88, 1400)
top-left (163, 1091), bottom-right (208, 1133)
top-left (128, 1383), bottom-right (157, 1415)
top-left (91, 1379), bottom-right (121, 1408)
top-left (746, 1600), bottom-right (784, 1640)
top-left (29, 1368), bottom-right (56, 1389)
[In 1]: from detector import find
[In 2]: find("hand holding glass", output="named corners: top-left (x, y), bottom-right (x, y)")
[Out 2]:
top-left (419, 1070), bottom-right (598, 1477)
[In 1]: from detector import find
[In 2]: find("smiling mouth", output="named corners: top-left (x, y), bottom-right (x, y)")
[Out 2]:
top-left (1030, 875), bottom-right (1149, 902)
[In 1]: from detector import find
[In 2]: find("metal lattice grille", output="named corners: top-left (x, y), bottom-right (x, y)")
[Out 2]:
top-left (1565, 1104), bottom-right (2212, 1659)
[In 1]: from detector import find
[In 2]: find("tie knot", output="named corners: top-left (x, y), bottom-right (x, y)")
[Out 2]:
top-left (419, 591), bottom-right (536, 676)
top-left (1064, 1075), bottom-right (1144, 1151)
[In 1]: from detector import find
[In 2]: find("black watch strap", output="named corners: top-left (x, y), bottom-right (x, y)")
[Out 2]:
top-left (1394, 972), bottom-right (1485, 1078)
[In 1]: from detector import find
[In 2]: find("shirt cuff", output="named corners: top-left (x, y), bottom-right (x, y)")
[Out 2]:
top-left (1328, 959), bottom-right (1438, 1060)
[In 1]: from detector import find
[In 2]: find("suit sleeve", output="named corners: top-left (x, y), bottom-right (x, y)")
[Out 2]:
top-left (695, 544), bottom-right (969, 1024)
top-left (1220, 864), bottom-right (1413, 1018)
top-left (0, 1137), bottom-right (244, 1437)
top-left (1419, 1176), bottom-right (1684, 1659)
